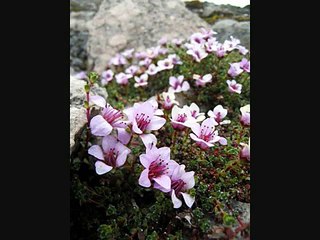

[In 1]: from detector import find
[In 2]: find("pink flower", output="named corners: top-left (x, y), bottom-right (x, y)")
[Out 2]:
top-left (161, 90), bottom-right (179, 110)
top-left (90, 95), bottom-right (106, 108)
top-left (124, 101), bottom-right (166, 135)
top-left (240, 139), bottom-right (250, 160)
top-left (189, 118), bottom-right (227, 150)
top-left (187, 103), bottom-right (205, 122)
top-left (170, 164), bottom-right (195, 208)
top-left (200, 27), bottom-right (217, 40)
top-left (90, 104), bottom-right (128, 136)
top-left (74, 71), bottom-right (87, 80)
top-left (239, 58), bottom-right (250, 73)
top-left (226, 80), bottom-right (242, 94)
top-left (170, 105), bottom-right (196, 130)
top-left (134, 73), bottom-right (148, 88)
top-left (172, 38), bottom-right (183, 47)
top-left (88, 135), bottom-right (131, 175)
top-left (157, 58), bottom-right (174, 71)
top-left (240, 104), bottom-right (250, 126)
top-left (158, 36), bottom-right (168, 46)
top-left (212, 43), bottom-right (227, 58)
top-left (146, 64), bottom-right (158, 75)
top-left (109, 53), bottom-right (127, 66)
top-left (193, 74), bottom-right (212, 87)
top-left (139, 58), bottom-right (152, 67)
top-left (125, 65), bottom-right (139, 75)
top-left (236, 45), bottom-right (249, 55)
top-left (205, 37), bottom-right (219, 53)
top-left (190, 32), bottom-right (205, 45)
top-left (228, 63), bottom-right (243, 77)
top-left (115, 72), bottom-right (133, 85)
top-left (223, 36), bottom-right (240, 52)
top-left (101, 70), bottom-right (114, 85)
top-left (121, 48), bottom-right (135, 59)
top-left (207, 105), bottom-right (229, 125)
top-left (168, 75), bottom-right (190, 93)
top-left (138, 146), bottom-right (177, 191)
top-left (135, 51), bottom-right (148, 60)
top-left (186, 45), bottom-right (208, 62)
top-left (168, 54), bottom-right (182, 65)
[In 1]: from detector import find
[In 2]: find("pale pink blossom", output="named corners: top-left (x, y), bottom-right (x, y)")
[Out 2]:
top-left (134, 73), bottom-right (148, 88)
top-left (170, 105), bottom-right (196, 130)
top-left (228, 63), bottom-right (243, 77)
top-left (115, 72), bottom-right (133, 85)
top-left (189, 118), bottom-right (227, 150)
top-left (88, 135), bottom-right (131, 175)
top-left (239, 58), bottom-right (250, 73)
top-left (157, 58), bottom-right (174, 71)
top-left (109, 53), bottom-right (127, 66)
top-left (168, 75), bottom-right (190, 93)
top-left (240, 139), bottom-right (250, 160)
top-left (101, 70), bottom-right (114, 85)
top-left (226, 80), bottom-right (242, 94)
top-left (121, 48), bottom-right (135, 59)
top-left (146, 64), bottom-right (159, 75)
top-left (161, 90), bottom-right (179, 110)
top-left (207, 105), bottom-right (230, 125)
top-left (240, 104), bottom-right (250, 126)
top-left (125, 65), bottom-right (139, 75)
top-left (186, 44), bottom-right (208, 62)
top-left (193, 73), bottom-right (212, 87)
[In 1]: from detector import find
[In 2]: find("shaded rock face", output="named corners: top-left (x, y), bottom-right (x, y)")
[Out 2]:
top-left (70, 76), bottom-right (108, 154)
top-left (213, 20), bottom-right (250, 48)
top-left (87, 0), bottom-right (211, 73)
top-left (185, 1), bottom-right (250, 49)
top-left (70, 0), bottom-right (103, 72)
top-left (185, 1), bottom-right (250, 20)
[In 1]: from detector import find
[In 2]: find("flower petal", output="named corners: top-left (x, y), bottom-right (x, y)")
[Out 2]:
top-left (153, 175), bottom-right (171, 191)
top-left (181, 192), bottom-right (195, 208)
top-left (102, 135), bottom-right (117, 152)
top-left (90, 95), bottom-right (106, 108)
top-left (90, 115), bottom-right (113, 136)
top-left (140, 133), bottom-right (157, 149)
top-left (219, 137), bottom-right (228, 145)
top-left (139, 169), bottom-right (151, 187)
top-left (95, 161), bottom-right (112, 175)
top-left (171, 190), bottom-right (182, 208)
top-left (146, 116), bottom-right (166, 131)
top-left (117, 128), bottom-right (132, 145)
top-left (88, 145), bottom-right (104, 160)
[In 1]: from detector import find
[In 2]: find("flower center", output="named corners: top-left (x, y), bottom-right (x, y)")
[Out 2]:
top-left (199, 125), bottom-right (215, 142)
top-left (176, 113), bottom-right (187, 123)
top-left (148, 156), bottom-right (168, 179)
top-left (103, 105), bottom-right (123, 124)
top-left (171, 179), bottom-right (186, 196)
top-left (215, 112), bottom-right (222, 123)
top-left (136, 113), bottom-right (151, 132)
top-left (104, 148), bottom-right (118, 167)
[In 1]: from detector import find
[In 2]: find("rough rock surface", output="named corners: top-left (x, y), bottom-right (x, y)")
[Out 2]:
top-left (70, 0), bottom-right (103, 72)
top-left (87, 0), bottom-right (211, 73)
top-left (212, 19), bottom-right (250, 48)
top-left (70, 75), bottom-right (108, 153)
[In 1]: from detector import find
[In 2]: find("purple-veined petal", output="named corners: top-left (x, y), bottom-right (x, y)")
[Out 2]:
top-left (139, 169), bottom-right (151, 187)
top-left (88, 145), bottom-right (104, 160)
top-left (153, 175), bottom-right (171, 191)
top-left (117, 128), bottom-right (132, 145)
top-left (90, 115), bottom-right (113, 136)
top-left (90, 95), bottom-right (106, 108)
top-left (95, 161), bottom-right (113, 175)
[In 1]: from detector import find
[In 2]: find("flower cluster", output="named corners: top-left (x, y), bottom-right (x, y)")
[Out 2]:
top-left (81, 28), bottom-right (250, 212)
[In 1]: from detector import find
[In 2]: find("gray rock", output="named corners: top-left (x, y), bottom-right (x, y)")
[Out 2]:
top-left (70, 0), bottom-right (103, 72)
top-left (70, 0), bottom-right (103, 12)
top-left (230, 200), bottom-right (250, 224)
top-left (70, 75), bottom-right (108, 153)
top-left (87, 0), bottom-right (211, 73)
top-left (212, 19), bottom-right (250, 48)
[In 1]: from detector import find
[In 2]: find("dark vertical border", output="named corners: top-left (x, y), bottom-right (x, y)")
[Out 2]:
top-left (252, 1), bottom-right (319, 239)
top-left (0, 1), bottom-right (70, 239)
